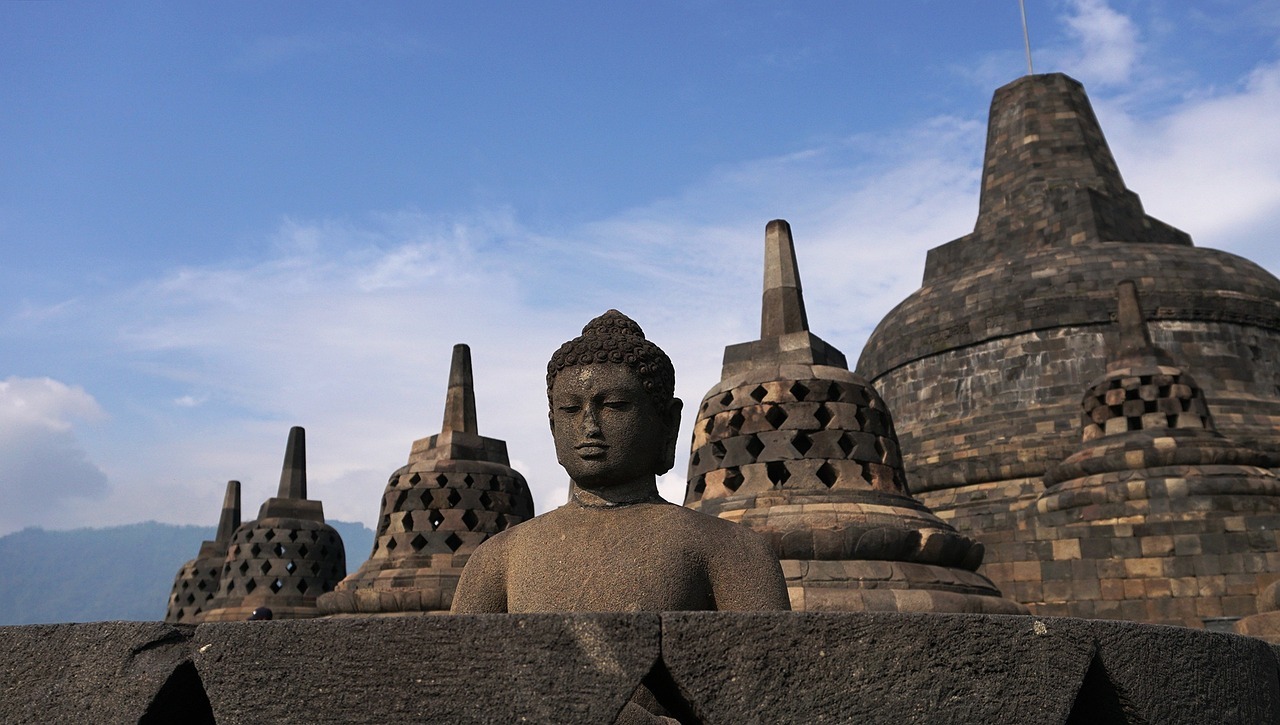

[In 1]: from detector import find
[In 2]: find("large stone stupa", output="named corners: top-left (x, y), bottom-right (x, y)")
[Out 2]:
top-left (201, 426), bottom-right (347, 621)
top-left (319, 344), bottom-right (534, 616)
top-left (685, 220), bottom-right (1024, 614)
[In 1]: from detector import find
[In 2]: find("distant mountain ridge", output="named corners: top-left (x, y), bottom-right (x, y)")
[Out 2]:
top-left (0, 520), bottom-right (374, 625)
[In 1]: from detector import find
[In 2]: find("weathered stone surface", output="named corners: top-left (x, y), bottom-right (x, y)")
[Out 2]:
top-left (3, 613), bottom-right (1276, 723)
top-left (166, 480), bottom-right (241, 624)
top-left (192, 614), bottom-right (659, 724)
top-left (0, 622), bottom-right (210, 724)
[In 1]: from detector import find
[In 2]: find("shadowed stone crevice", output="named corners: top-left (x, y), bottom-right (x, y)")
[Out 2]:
top-left (620, 658), bottom-right (701, 725)
top-left (139, 660), bottom-right (216, 725)
top-left (1065, 653), bottom-right (1147, 725)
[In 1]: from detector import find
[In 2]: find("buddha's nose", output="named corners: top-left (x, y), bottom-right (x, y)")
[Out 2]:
top-left (582, 408), bottom-right (602, 437)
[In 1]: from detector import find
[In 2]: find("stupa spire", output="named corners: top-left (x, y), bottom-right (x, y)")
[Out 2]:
top-left (442, 344), bottom-right (479, 434)
top-left (760, 219), bottom-right (809, 337)
top-left (277, 426), bottom-right (306, 500)
top-left (1108, 280), bottom-right (1174, 369)
top-left (213, 480), bottom-right (241, 542)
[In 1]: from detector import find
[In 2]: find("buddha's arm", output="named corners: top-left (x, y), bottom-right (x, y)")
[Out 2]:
top-left (707, 526), bottom-right (792, 611)
top-left (450, 535), bottom-right (510, 613)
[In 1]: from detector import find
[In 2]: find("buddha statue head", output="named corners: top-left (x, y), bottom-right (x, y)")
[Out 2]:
top-left (545, 310), bottom-right (683, 491)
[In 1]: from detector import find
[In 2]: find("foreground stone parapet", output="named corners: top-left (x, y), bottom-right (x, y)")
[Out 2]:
top-left (166, 480), bottom-right (242, 624)
top-left (201, 427), bottom-right (346, 622)
top-left (2, 613), bottom-right (1277, 723)
top-left (685, 220), bottom-right (1023, 614)
top-left (319, 344), bottom-right (534, 616)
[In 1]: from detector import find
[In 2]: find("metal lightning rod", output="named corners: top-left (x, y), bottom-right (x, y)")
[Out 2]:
top-left (1020, 0), bottom-right (1035, 75)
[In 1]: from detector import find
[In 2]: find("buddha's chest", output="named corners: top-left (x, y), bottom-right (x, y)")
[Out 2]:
top-left (503, 528), bottom-right (714, 612)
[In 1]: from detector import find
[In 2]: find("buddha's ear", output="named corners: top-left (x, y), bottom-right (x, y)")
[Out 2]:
top-left (655, 397), bottom-right (683, 475)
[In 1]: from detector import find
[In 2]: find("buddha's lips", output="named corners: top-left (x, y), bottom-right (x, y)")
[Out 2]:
top-left (575, 443), bottom-right (608, 456)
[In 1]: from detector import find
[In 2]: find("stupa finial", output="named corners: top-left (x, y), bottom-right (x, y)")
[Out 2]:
top-left (214, 480), bottom-right (241, 542)
top-left (277, 426), bottom-right (307, 500)
top-left (442, 344), bottom-right (478, 435)
top-left (760, 219), bottom-right (809, 338)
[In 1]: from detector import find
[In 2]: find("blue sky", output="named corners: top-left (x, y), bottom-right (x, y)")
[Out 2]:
top-left (2, 1), bottom-right (1279, 537)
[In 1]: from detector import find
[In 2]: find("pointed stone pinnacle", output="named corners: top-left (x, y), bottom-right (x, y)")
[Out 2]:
top-left (277, 426), bottom-right (307, 500)
top-left (442, 343), bottom-right (478, 435)
top-left (760, 219), bottom-right (809, 338)
top-left (215, 480), bottom-right (241, 542)
top-left (1109, 280), bottom-right (1173, 369)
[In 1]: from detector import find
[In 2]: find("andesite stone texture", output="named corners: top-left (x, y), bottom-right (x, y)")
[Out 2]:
top-left (200, 427), bottom-right (346, 622)
top-left (855, 73), bottom-right (1280, 629)
top-left (319, 344), bottom-right (534, 616)
top-left (165, 479), bottom-right (241, 624)
top-left (685, 220), bottom-right (1023, 614)
top-left (2, 613), bottom-right (1277, 723)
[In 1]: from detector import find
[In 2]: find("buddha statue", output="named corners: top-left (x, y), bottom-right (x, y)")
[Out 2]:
top-left (452, 309), bottom-right (789, 613)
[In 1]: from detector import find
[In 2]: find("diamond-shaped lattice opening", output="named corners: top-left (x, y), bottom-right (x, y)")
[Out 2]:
top-left (816, 462), bottom-right (837, 488)
top-left (838, 434), bottom-right (854, 457)
top-left (259, 561), bottom-right (272, 575)
top-left (310, 530), bottom-right (320, 541)
top-left (692, 475), bottom-right (706, 496)
top-left (700, 400), bottom-right (709, 413)
top-left (243, 578), bottom-right (255, 593)
top-left (226, 580), bottom-right (237, 593)
top-left (723, 468), bottom-right (744, 492)
top-left (384, 536), bottom-right (398, 551)
top-left (463, 474), bottom-right (475, 486)
top-left (239, 561), bottom-right (251, 575)
top-left (244, 530), bottom-right (255, 541)
top-left (429, 509), bottom-right (445, 530)
top-left (250, 544), bottom-right (262, 557)
top-left (766, 461), bottom-right (791, 486)
top-left (765, 405), bottom-right (789, 429)
top-left (690, 451), bottom-right (701, 467)
top-left (436, 474), bottom-right (449, 487)
top-left (815, 404), bottom-right (833, 428)
top-left (409, 472), bottom-right (422, 485)
top-left (419, 490), bottom-right (433, 508)
top-left (827, 382), bottom-right (844, 402)
top-left (285, 561), bottom-right (297, 574)
top-left (273, 543), bottom-right (286, 557)
top-left (410, 534), bottom-right (428, 552)
top-left (195, 580), bottom-right (206, 591)
top-left (719, 391), bottom-right (734, 407)
top-left (495, 514), bottom-right (509, 530)
top-left (447, 489), bottom-right (462, 507)
top-left (489, 477), bottom-right (502, 491)
top-left (320, 545), bottom-right (329, 557)
top-left (392, 491), bottom-right (408, 510)
top-left (264, 529), bottom-right (276, 541)
top-left (296, 579), bottom-right (309, 594)
top-left (479, 491), bottom-right (493, 508)
top-left (445, 533), bottom-right (464, 552)
top-left (727, 410), bottom-right (745, 433)
top-left (288, 530), bottom-right (298, 542)
top-left (310, 562), bottom-right (321, 575)
top-left (745, 435), bottom-right (765, 460)
top-left (790, 381), bottom-right (810, 401)
top-left (750, 385), bottom-right (768, 402)
top-left (270, 578), bottom-right (284, 594)
top-left (462, 510), bottom-right (480, 530)
top-left (710, 440), bottom-right (727, 463)
top-left (792, 432), bottom-right (812, 455)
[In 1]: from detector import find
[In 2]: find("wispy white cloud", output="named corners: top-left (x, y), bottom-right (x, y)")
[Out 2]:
top-left (1055, 0), bottom-right (1142, 86)
top-left (0, 377), bottom-right (108, 534)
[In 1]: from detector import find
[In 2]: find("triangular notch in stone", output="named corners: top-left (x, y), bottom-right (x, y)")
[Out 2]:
top-left (139, 660), bottom-right (216, 725)
top-left (1065, 653), bottom-right (1148, 725)
top-left (615, 658), bottom-right (701, 724)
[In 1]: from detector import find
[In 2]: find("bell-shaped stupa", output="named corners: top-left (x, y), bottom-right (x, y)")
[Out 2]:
top-left (164, 480), bottom-right (240, 624)
top-left (685, 220), bottom-right (1024, 613)
top-left (201, 426), bottom-right (347, 621)
top-left (1040, 281), bottom-right (1280, 520)
top-left (319, 344), bottom-right (534, 615)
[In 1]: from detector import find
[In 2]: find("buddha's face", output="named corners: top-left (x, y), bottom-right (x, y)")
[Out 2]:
top-left (550, 363), bottom-right (681, 489)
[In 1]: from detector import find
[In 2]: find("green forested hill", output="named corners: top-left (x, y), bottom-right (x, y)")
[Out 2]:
top-left (0, 520), bottom-right (374, 625)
